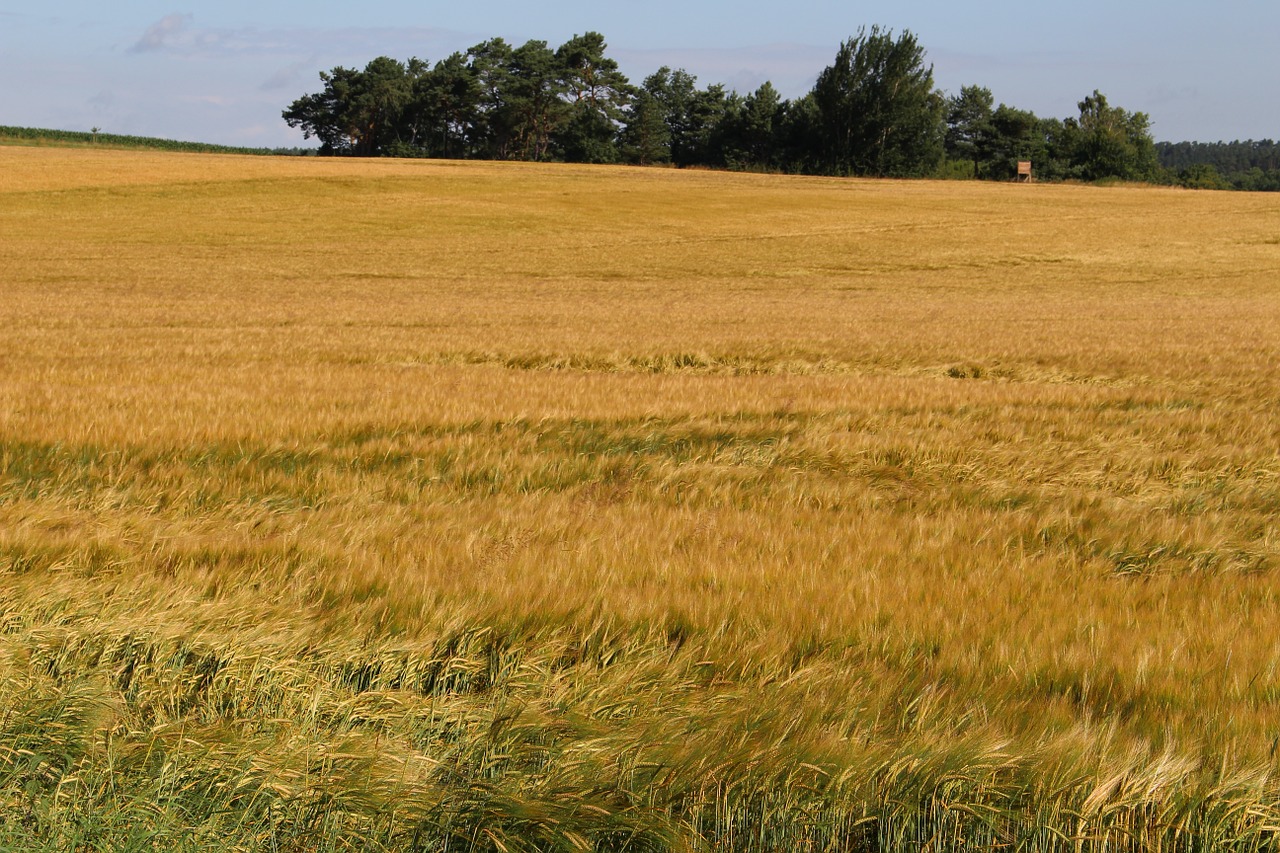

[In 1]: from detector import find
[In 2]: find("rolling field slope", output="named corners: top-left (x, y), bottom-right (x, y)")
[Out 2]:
top-left (2, 146), bottom-right (1280, 850)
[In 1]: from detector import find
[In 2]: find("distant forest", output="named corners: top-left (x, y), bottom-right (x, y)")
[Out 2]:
top-left (280, 28), bottom-right (1276, 190)
top-left (0, 125), bottom-right (306, 156)
top-left (1155, 140), bottom-right (1280, 191)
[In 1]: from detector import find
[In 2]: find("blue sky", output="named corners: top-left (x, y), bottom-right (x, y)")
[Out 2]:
top-left (2, 1), bottom-right (1277, 147)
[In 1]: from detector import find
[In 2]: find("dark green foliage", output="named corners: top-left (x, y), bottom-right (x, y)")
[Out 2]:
top-left (639, 67), bottom-right (698, 166)
top-left (720, 82), bottom-right (784, 171)
top-left (554, 32), bottom-right (633, 163)
top-left (945, 85), bottom-right (994, 178)
top-left (1176, 163), bottom-right (1232, 190)
top-left (10, 26), bottom-right (1271, 189)
top-left (271, 27), bottom-right (1267, 190)
top-left (467, 38), bottom-right (518, 158)
top-left (504, 40), bottom-right (566, 161)
top-left (618, 92), bottom-right (670, 165)
top-left (282, 33), bottom-right (634, 164)
top-left (638, 67), bottom-right (734, 168)
top-left (986, 105), bottom-right (1058, 180)
top-left (410, 51), bottom-right (482, 159)
top-left (938, 89), bottom-right (1161, 184)
top-left (773, 94), bottom-right (823, 174)
top-left (1157, 140), bottom-right (1280, 191)
top-left (283, 57), bottom-right (423, 155)
top-left (810, 27), bottom-right (944, 177)
top-left (1159, 138), bottom-right (1280, 173)
top-left (1063, 90), bottom-right (1159, 181)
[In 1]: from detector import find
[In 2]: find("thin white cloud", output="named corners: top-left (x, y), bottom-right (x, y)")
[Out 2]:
top-left (125, 18), bottom-right (474, 62)
top-left (129, 13), bottom-right (193, 54)
top-left (260, 60), bottom-right (317, 92)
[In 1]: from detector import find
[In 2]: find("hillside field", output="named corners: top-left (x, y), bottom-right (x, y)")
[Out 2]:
top-left (2, 146), bottom-right (1280, 851)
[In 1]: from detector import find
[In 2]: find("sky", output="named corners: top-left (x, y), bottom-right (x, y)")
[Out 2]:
top-left (2, 1), bottom-right (1277, 148)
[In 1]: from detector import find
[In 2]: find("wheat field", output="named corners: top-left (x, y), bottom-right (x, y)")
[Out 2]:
top-left (2, 146), bottom-right (1280, 850)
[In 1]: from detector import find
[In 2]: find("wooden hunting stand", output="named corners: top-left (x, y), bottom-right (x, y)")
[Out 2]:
top-left (1016, 160), bottom-right (1033, 182)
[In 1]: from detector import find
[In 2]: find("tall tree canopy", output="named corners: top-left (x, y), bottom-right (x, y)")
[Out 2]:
top-left (283, 57), bottom-right (422, 156)
top-left (945, 85), bottom-right (994, 178)
top-left (1063, 90), bottom-right (1159, 181)
top-left (555, 32), bottom-right (633, 163)
top-left (283, 33), bottom-right (630, 162)
top-left (811, 27), bottom-right (944, 177)
top-left (279, 27), bottom-right (1212, 187)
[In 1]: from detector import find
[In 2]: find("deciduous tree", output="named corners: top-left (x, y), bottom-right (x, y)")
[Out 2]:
top-left (1064, 90), bottom-right (1158, 181)
top-left (811, 27), bottom-right (944, 177)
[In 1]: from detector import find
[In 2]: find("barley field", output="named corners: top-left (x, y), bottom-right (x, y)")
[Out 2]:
top-left (2, 146), bottom-right (1280, 851)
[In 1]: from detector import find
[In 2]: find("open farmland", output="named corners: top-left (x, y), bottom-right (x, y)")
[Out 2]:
top-left (2, 146), bottom-right (1280, 851)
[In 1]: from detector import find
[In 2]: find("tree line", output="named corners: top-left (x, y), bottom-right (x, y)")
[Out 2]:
top-left (282, 28), bottom-right (1275, 189)
top-left (0, 125), bottom-right (306, 156)
top-left (1155, 140), bottom-right (1280, 191)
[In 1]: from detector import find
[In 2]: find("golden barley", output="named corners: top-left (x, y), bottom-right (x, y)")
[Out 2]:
top-left (2, 146), bottom-right (1279, 850)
